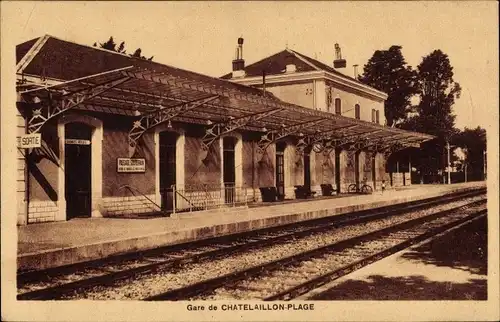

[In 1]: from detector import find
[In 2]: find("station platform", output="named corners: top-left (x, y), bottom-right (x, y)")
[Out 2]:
top-left (301, 211), bottom-right (488, 301)
top-left (18, 182), bottom-right (485, 271)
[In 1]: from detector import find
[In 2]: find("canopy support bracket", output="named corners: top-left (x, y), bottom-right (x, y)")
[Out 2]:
top-left (256, 118), bottom-right (326, 155)
top-left (201, 108), bottom-right (283, 151)
top-left (128, 95), bottom-right (219, 156)
top-left (25, 76), bottom-right (131, 133)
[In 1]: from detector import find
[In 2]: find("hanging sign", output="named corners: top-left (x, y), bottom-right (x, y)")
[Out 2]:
top-left (117, 158), bottom-right (146, 173)
top-left (65, 139), bottom-right (91, 145)
top-left (17, 133), bottom-right (41, 148)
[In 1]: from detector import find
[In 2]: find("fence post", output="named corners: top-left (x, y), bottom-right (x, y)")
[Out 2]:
top-left (245, 187), bottom-right (248, 207)
top-left (204, 185), bottom-right (208, 210)
top-left (172, 184), bottom-right (176, 216)
top-left (232, 185), bottom-right (235, 207)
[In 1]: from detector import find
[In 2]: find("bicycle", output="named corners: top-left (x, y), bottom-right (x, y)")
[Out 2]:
top-left (347, 182), bottom-right (373, 194)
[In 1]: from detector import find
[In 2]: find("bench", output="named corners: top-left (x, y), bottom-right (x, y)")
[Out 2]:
top-left (320, 184), bottom-right (335, 196)
top-left (294, 185), bottom-right (316, 199)
top-left (259, 187), bottom-right (278, 202)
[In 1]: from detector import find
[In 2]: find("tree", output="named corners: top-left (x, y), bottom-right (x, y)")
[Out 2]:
top-left (93, 36), bottom-right (153, 60)
top-left (93, 36), bottom-right (126, 54)
top-left (400, 50), bottom-right (462, 179)
top-left (359, 46), bottom-right (418, 127)
top-left (131, 48), bottom-right (154, 61)
top-left (452, 126), bottom-right (486, 180)
top-left (404, 50), bottom-right (461, 138)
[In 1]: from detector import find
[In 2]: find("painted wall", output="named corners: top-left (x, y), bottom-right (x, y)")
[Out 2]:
top-left (25, 121), bottom-right (60, 223)
top-left (266, 81), bottom-right (314, 110)
top-left (184, 131), bottom-right (221, 186)
top-left (257, 143), bottom-right (276, 187)
top-left (325, 81), bottom-right (385, 124)
top-left (242, 138), bottom-right (256, 189)
top-left (101, 117), bottom-right (155, 198)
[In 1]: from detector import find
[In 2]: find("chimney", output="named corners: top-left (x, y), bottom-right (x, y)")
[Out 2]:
top-left (285, 52), bottom-right (296, 73)
top-left (333, 43), bottom-right (346, 69)
top-left (353, 64), bottom-right (358, 79)
top-left (232, 37), bottom-right (246, 78)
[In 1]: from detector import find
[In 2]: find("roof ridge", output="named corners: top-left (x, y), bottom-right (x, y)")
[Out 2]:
top-left (46, 34), bottom-right (139, 59)
top-left (241, 48), bottom-right (290, 70)
top-left (18, 34), bottom-right (278, 100)
top-left (288, 49), bottom-right (321, 71)
top-left (16, 35), bottom-right (51, 73)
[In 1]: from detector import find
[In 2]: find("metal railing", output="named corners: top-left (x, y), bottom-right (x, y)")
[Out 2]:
top-left (172, 183), bottom-right (249, 214)
top-left (117, 185), bottom-right (162, 212)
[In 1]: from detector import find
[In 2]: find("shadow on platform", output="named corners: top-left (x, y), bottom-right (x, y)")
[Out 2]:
top-left (311, 216), bottom-right (487, 300)
top-left (401, 216), bottom-right (487, 276)
top-left (310, 274), bottom-right (487, 300)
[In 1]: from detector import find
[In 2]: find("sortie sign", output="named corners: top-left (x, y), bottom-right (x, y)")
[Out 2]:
top-left (17, 133), bottom-right (42, 148)
top-left (117, 158), bottom-right (146, 173)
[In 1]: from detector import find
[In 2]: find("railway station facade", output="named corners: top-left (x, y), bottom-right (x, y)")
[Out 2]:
top-left (15, 35), bottom-right (433, 225)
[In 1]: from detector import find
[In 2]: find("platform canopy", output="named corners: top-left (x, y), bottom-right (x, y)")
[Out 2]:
top-left (18, 59), bottom-right (434, 157)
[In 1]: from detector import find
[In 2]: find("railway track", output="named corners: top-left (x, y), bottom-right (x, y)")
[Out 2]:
top-left (17, 188), bottom-right (486, 300)
top-left (146, 200), bottom-right (486, 301)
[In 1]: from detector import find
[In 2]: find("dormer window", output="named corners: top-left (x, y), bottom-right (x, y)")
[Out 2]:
top-left (355, 104), bottom-right (360, 119)
top-left (334, 98), bottom-right (342, 115)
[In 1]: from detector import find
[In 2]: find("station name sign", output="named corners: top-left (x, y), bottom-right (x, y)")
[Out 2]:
top-left (117, 158), bottom-right (146, 173)
top-left (17, 133), bottom-right (41, 148)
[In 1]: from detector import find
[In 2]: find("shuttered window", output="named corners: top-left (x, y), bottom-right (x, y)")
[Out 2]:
top-left (355, 104), bottom-right (360, 119)
top-left (334, 98), bottom-right (341, 115)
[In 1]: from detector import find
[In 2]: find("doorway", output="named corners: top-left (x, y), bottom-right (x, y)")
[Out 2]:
top-left (275, 142), bottom-right (286, 200)
top-left (335, 149), bottom-right (341, 193)
top-left (354, 151), bottom-right (360, 187)
top-left (303, 148), bottom-right (311, 192)
top-left (371, 153), bottom-right (377, 190)
top-left (65, 123), bottom-right (92, 219)
top-left (159, 132), bottom-right (177, 211)
top-left (223, 137), bottom-right (236, 204)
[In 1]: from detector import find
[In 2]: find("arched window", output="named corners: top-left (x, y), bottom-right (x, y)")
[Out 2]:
top-left (334, 98), bottom-right (342, 115)
top-left (355, 104), bottom-right (360, 119)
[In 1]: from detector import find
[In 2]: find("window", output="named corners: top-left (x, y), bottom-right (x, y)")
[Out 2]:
top-left (355, 104), bottom-right (360, 119)
top-left (371, 109), bottom-right (376, 122)
top-left (376, 110), bottom-right (380, 124)
top-left (334, 98), bottom-right (341, 115)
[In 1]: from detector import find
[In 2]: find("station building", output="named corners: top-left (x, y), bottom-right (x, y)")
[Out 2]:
top-left (15, 35), bottom-right (433, 225)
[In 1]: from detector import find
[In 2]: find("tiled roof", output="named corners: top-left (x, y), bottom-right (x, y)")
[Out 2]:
top-left (16, 35), bottom-right (277, 99)
top-left (291, 49), bottom-right (361, 83)
top-left (220, 50), bottom-right (317, 79)
top-left (16, 37), bottom-right (40, 64)
top-left (221, 48), bottom-right (362, 84)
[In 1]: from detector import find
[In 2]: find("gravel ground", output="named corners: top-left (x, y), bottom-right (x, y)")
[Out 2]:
top-left (200, 204), bottom-right (485, 300)
top-left (60, 196), bottom-right (485, 300)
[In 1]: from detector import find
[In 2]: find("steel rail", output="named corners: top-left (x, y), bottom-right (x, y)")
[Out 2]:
top-left (17, 188), bottom-right (485, 300)
top-left (265, 210), bottom-right (487, 300)
top-left (143, 199), bottom-right (486, 301)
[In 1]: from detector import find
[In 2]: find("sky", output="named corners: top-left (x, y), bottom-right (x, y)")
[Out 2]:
top-left (2, 1), bottom-right (498, 130)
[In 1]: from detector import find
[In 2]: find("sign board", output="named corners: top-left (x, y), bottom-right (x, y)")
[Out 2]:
top-left (17, 133), bottom-right (41, 148)
top-left (65, 139), bottom-right (91, 145)
top-left (117, 158), bottom-right (146, 173)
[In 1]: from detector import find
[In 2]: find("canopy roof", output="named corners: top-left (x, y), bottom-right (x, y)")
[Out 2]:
top-left (17, 35), bottom-right (434, 152)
